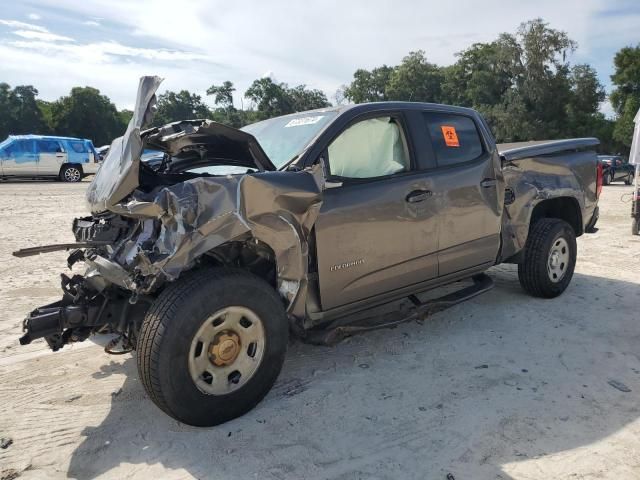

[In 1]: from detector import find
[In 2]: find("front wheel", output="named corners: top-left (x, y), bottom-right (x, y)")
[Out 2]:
top-left (137, 268), bottom-right (288, 426)
top-left (518, 218), bottom-right (577, 298)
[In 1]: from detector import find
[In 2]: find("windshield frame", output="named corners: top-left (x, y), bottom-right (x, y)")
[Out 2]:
top-left (241, 109), bottom-right (339, 170)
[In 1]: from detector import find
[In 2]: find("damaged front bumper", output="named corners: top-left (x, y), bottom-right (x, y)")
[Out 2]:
top-left (19, 273), bottom-right (145, 351)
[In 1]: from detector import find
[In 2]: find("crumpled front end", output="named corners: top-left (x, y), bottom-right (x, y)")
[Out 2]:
top-left (18, 76), bottom-right (324, 351)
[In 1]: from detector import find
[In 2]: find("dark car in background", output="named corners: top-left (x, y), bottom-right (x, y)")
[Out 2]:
top-left (599, 155), bottom-right (634, 185)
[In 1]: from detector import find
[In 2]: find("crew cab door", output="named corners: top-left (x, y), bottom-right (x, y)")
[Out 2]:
top-left (36, 139), bottom-right (66, 175)
top-left (313, 112), bottom-right (440, 310)
top-left (418, 111), bottom-right (503, 276)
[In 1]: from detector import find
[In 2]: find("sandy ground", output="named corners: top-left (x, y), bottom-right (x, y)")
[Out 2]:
top-left (0, 179), bottom-right (639, 480)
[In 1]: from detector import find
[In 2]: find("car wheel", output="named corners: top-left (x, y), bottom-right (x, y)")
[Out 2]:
top-left (633, 218), bottom-right (640, 236)
top-left (625, 172), bottom-right (634, 185)
top-left (136, 268), bottom-right (288, 426)
top-left (518, 218), bottom-right (577, 298)
top-left (605, 172), bottom-right (613, 185)
top-left (60, 165), bottom-right (82, 183)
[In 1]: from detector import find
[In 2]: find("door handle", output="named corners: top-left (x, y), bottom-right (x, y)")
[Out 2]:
top-left (405, 189), bottom-right (432, 203)
top-left (55, 154), bottom-right (65, 158)
top-left (480, 179), bottom-right (497, 188)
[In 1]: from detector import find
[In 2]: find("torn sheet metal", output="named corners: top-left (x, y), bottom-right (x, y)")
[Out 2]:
top-left (106, 167), bottom-right (323, 317)
top-left (86, 76), bottom-right (163, 212)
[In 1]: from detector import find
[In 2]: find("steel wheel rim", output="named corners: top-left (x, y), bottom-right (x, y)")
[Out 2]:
top-left (188, 306), bottom-right (266, 395)
top-left (547, 237), bottom-right (570, 283)
top-left (64, 167), bottom-right (81, 182)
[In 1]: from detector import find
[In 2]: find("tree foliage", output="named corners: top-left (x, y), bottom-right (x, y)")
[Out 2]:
top-left (610, 45), bottom-right (640, 149)
top-left (152, 90), bottom-right (212, 127)
top-left (0, 83), bottom-right (48, 139)
top-left (245, 77), bottom-right (330, 120)
top-left (49, 87), bottom-right (125, 146)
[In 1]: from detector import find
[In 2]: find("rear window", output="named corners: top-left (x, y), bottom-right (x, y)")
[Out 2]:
top-left (69, 141), bottom-right (88, 153)
top-left (423, 113), bottom-right (483, 167)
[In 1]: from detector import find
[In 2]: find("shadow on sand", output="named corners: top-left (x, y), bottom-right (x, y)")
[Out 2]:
top-left (67, 266), bottom-right (640, 479)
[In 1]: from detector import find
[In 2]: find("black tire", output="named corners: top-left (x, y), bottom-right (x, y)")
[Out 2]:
top-left (633, 218), bottom-right (640, 236)
top-left (59, 164), bottom-right (83, 182)
top-left (137, 268), bottom-right (288, 426)
top-left (518, 218), bottom-right (577, 298)
top-left (603, 172), bottom-right (611, 185)
top-left (625, 172), bottom-right (634, 186)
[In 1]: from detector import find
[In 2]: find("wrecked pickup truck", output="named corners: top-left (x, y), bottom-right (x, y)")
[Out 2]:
top-left (15, 77), bottom-right (601, 426)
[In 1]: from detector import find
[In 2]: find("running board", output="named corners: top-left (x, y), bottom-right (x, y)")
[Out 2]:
top-left (303, 273), bottom-right (494, 346)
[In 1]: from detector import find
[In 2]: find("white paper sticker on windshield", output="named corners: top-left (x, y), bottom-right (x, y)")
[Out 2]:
top-left (284, 116), bottom-right (324, 128)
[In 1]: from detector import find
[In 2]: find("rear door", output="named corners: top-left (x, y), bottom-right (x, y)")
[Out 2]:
top-left (36, 139), bottom-right (66, 175)
top-left (313, 112), bottom-right (441, 310)
top-left (419, 111), bottom-right (503, 276)
top-left (3, 139), bottom-right (38, 176)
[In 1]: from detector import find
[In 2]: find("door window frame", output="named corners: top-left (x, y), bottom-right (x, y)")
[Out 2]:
top-left (420, 111), bottom-right (489, 171)
top-left (318, 110), bottom-right (418, 186)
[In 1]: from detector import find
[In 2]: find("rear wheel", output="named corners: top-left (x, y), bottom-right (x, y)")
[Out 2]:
top-left (518, 218), bottom-right (577, 298)
top-left (603, 172), bottom-right (612, 185)
top-left (60, 165), bottom-right (82, 182)
top-left (633, 218), bottom-right (640, 236)
top-left (625, 172), bottom-right (634, 185)
top-left (136, 268), bottom-right (288, 426)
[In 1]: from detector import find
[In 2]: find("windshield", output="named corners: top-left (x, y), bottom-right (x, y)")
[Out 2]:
top-left (241, 110), bottom-right (338, 168)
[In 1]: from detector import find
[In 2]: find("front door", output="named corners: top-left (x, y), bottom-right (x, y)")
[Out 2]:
top-left (36, 139), bottom-right (66, 175)
top-left (314, 114), bottom-right (440, 311)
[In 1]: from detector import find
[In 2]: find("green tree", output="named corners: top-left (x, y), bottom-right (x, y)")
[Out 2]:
top-left (207, 81), bottom-right (235, 110)
top-left (49, 87), bottom-right (124, 145)
top-left (343, 65), bottom-right (394, 103)
top-left (152, 90), bottom-right (212, 126)
top-left (245, 77), bottom-right (329, 120)
top-left (386, 51), bottom-right (444, 102)
top-left (0, 83), bottom-right (48, 139)
top-left (566, 64), bottom-right (606, 137)
top-left (286, 84), bottom-right (330, 111)
top-left (610, 45), bottom-right (640, 149)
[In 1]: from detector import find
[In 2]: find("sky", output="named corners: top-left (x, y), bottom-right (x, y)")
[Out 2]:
top-left (0, 0), bottom-right (638, 116)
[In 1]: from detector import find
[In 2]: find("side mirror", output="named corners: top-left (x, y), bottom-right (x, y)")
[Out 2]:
top-left (319, 155), bottom-right (343, 189)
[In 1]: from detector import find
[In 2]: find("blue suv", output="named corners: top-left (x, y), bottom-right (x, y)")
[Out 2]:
top-left (0, 135), bottom-right (101, 182)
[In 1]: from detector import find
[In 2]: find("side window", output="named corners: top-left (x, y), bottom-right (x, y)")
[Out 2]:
top-left (423, 113), bottom-right (483, 167)
top-left (37, 140), bottom-right (62, 153)
top-left (4, 142), bottom-right (23, 156)
top-left (5, 140), bottom-right (34, 155)
top-left (69, 141), bottom-right (87, 153)
top-left (327, 116), bottom-right (410, 179)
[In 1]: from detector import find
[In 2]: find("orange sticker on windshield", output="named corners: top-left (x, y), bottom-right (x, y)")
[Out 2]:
top-left (441, 125), bottom-right (460, 147)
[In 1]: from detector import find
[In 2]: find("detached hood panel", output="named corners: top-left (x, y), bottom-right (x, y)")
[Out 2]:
top-left (86, 76), bottom-right (275, 213)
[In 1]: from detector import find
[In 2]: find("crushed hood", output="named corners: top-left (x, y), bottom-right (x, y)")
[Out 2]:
top-left (85, 76), bottom-right (275, 213)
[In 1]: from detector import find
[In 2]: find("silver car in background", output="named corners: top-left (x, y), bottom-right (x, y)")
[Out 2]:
top-left (0, 135), bottom-right (101, 182)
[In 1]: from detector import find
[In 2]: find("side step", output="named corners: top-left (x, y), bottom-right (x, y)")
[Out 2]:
top-left (303, 273), bottom-right (494, 346)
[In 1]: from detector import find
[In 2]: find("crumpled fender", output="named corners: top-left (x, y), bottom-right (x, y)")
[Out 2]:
top-left (109, 167), bottom-right (324, 318)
